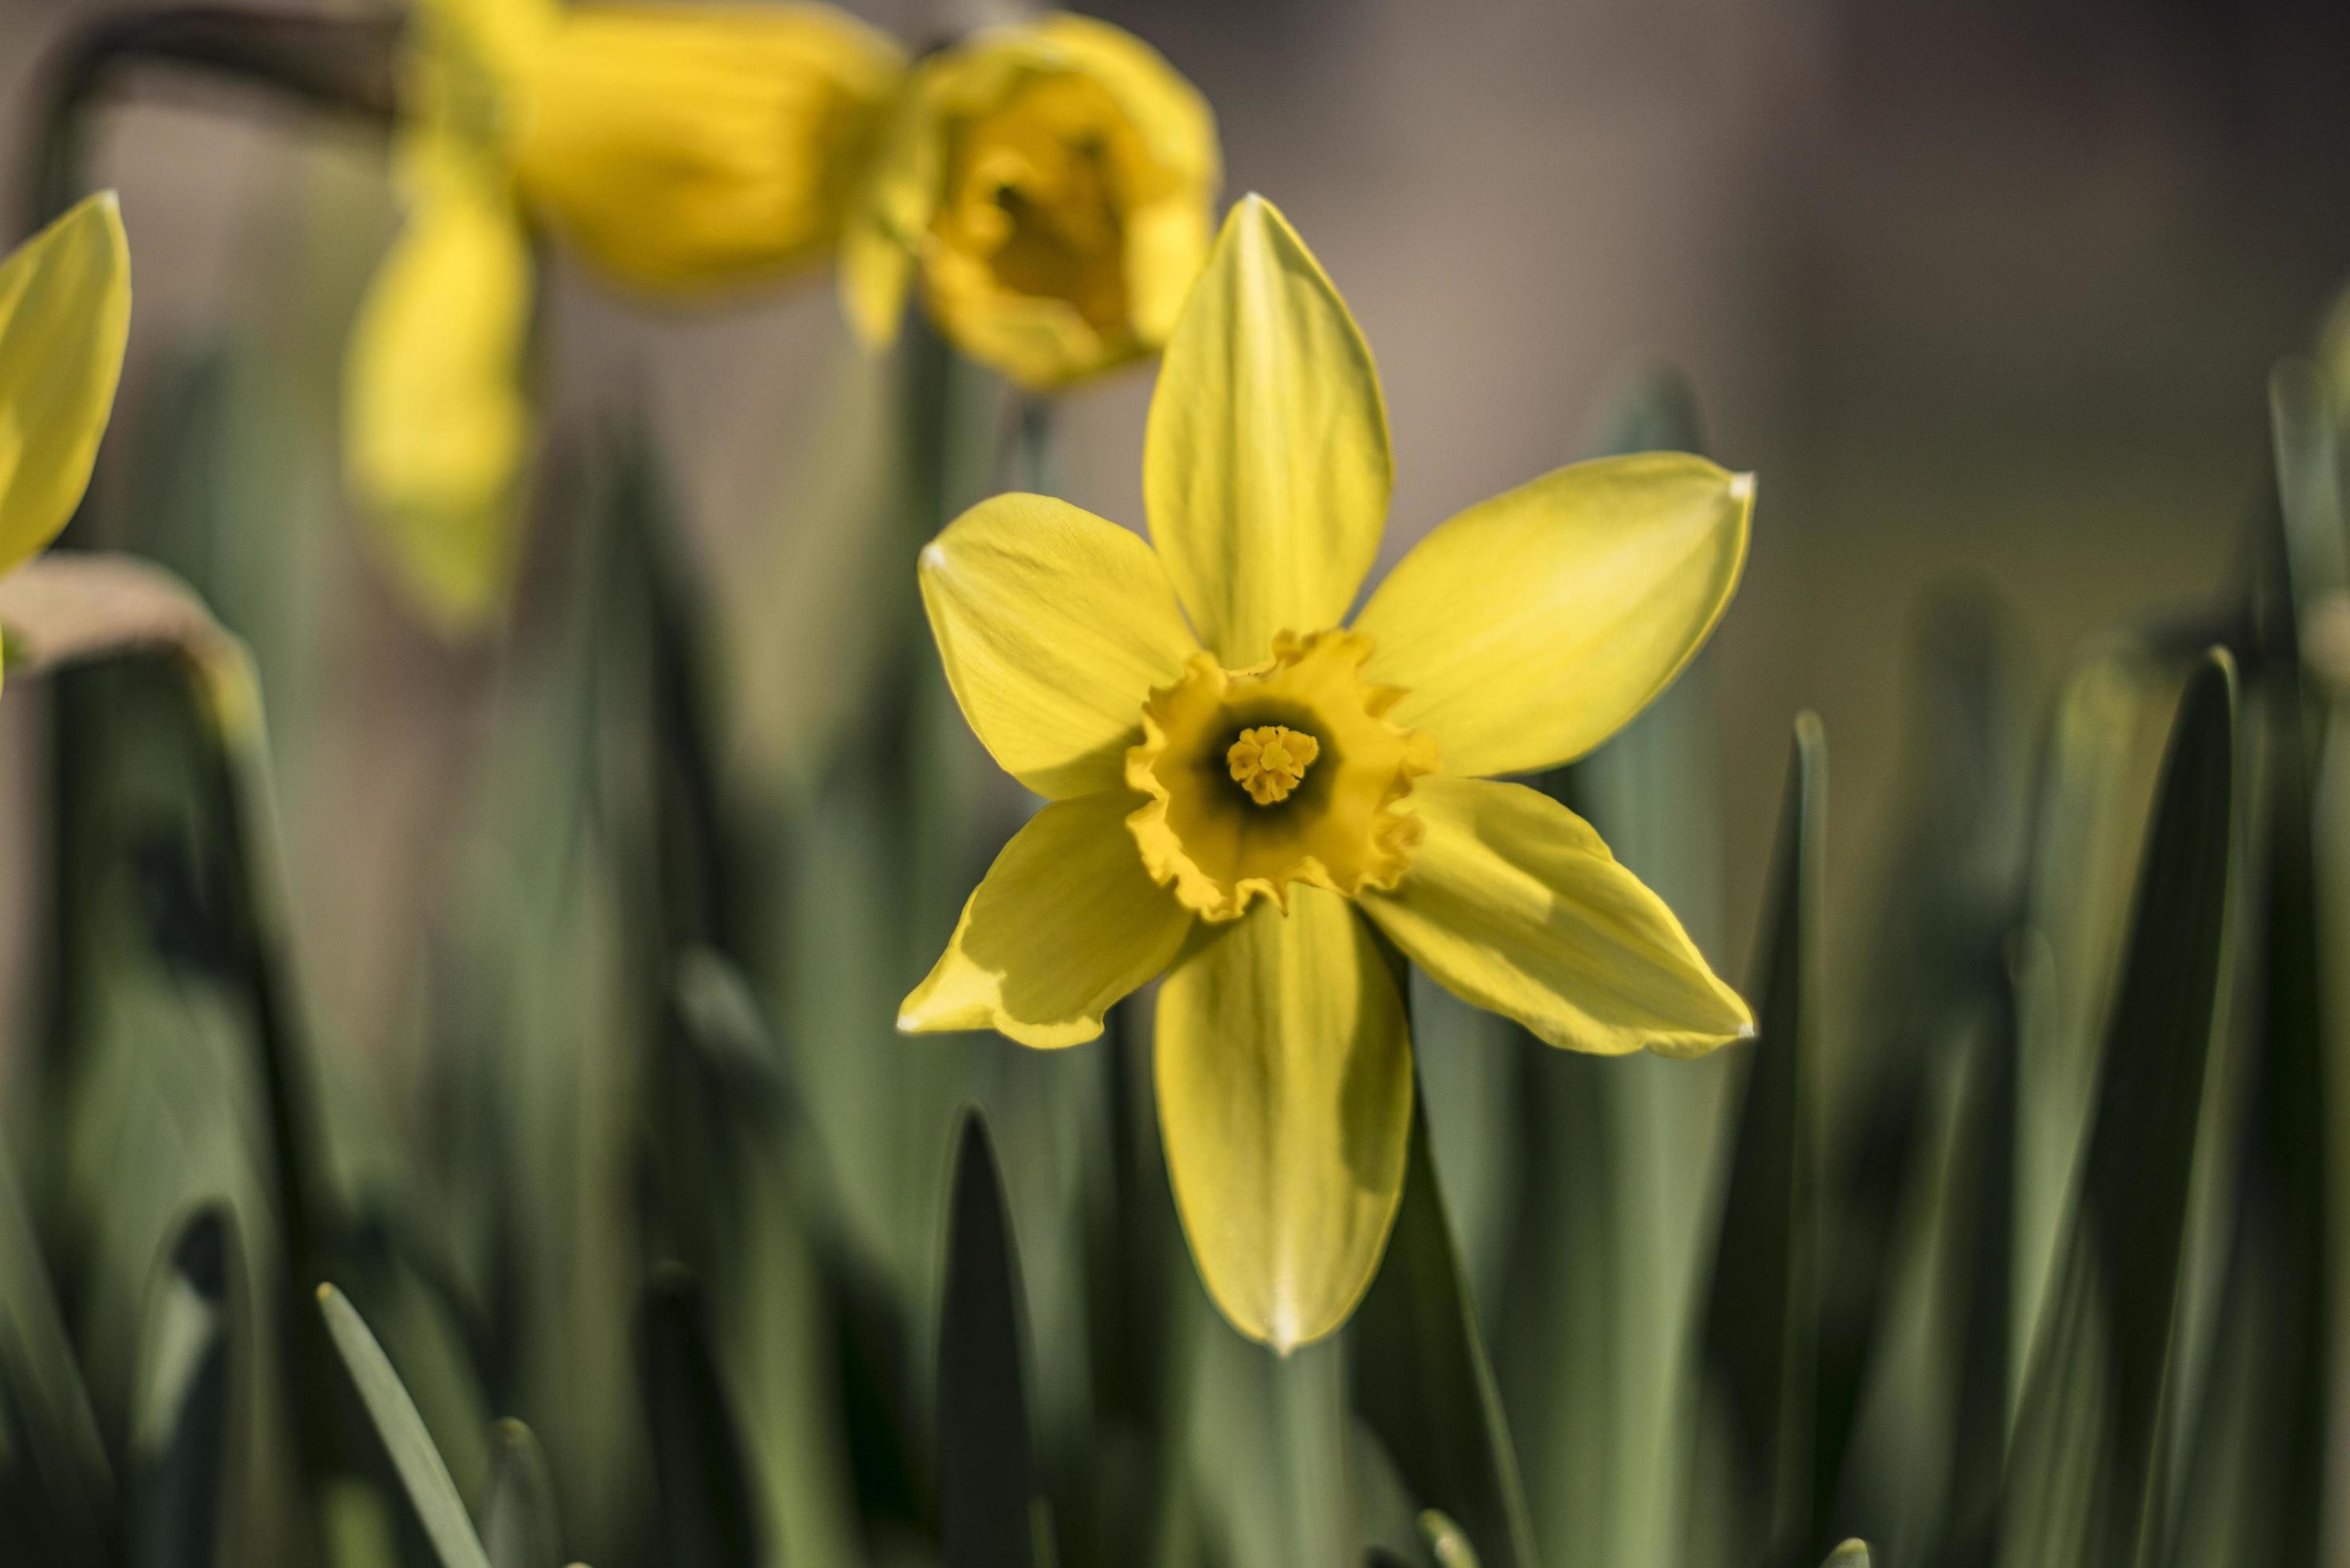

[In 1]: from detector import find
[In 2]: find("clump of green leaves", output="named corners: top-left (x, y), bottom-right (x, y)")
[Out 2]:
top-left (0, 323), bottom-right (2334, 1568)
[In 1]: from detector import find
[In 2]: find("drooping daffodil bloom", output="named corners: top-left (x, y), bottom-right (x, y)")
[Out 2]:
top-left (0, 192), bottom-right (131, 691)
top-left (345, 0), bottom-right (905, 633)
top-left (901, 196), bottom-right (1755, 1350)
top-left (842, 12), bottom-right (1218, 391)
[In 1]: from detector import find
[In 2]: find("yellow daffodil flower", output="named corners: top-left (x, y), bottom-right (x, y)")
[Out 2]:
top-left (345, 0), bottom-right (904, 634)
top-left (900, 196), bottom-right (1755, 1350)
top-left (0, 192), bottom-right (131, 692)
top-left (841, 12), bottom-right (1218, 390)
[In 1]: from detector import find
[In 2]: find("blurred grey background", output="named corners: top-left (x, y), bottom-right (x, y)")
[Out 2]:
top-left (1, 0), bottom-right (2347, 1076)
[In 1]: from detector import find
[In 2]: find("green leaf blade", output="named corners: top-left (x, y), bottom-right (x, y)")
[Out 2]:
top-left (1352, 1090), bottom-right (1538, 1568)
top-left (316, 1282), bottom-right (492, 1568)
top-left (1996, 651), bottom-right (2238, 1568)
top-left (938, 1113), bottom-right (1043, 1568)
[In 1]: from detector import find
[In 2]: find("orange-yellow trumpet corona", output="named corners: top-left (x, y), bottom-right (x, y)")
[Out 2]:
top-left (843, 13), bottom-right (1219, 390)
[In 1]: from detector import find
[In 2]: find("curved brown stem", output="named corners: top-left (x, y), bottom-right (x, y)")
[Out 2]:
top-left (22, 5), bottom-right (402, 234)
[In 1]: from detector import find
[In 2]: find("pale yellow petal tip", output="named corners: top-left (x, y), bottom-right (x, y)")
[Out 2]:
top-left (314, 1282), bottom-right (338, 1305)
top-left (80, 190), bottom-right (122, 224)
top-left (1247, 1286), bottom-right (1363, 1356)
top-left (1730, 470), bottom-right (1757, 505)
top-left (1644, 1010), bottom-right (1758, 1059)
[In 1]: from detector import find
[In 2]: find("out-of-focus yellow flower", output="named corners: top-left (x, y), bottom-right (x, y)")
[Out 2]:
top-left (842, 13), bottom-right (1218, 390)
top-left (0, 192), bottom-right (131, 691)
top-left (899, 197), bottom-right (1755, 1351)
top-left (345, 0), bottom-right (903, 634)
top-left (509, 7), bottom-right (907, 293)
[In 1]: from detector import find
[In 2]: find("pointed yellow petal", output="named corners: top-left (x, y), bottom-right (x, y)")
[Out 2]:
top-left (0, 192), bottom-right (130, 574)
top-left (838, 202), bottom-right (917, 348)
top-left (900, 790), bottom-right (1189, 1047)
top-left (342, 191), bottom-right (534, 637)
top-left (1357, 454), bottom-right (1751, 778)
top-left (1359, 776), bottom-right (1751, 1056)
top-left (1155, 887), bottom-right (1411, 1350)
top-left (1144, 195), bottom-right (1390, 666)
top-left (921, 493), bottom-right (1199, 798)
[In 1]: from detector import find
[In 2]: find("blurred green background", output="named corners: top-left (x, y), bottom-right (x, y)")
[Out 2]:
top-left (0, 2), bottom-right (2344, 1566)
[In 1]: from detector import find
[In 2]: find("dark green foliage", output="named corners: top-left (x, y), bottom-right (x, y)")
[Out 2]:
top-left (0, 309), bottom-right (2329, 1568)
top-left (938, 1115), bottom-right (1043, 1568)
top-left (131, 1206), bottom-right (238, 1568)
top-left (1354, 1090), bottom-right (1538, 1568)
top-left (640, 1270), bottom-right (762, 1568)
top-left (1694, 718), bottom-right (1823, 1568)
top-left (474, 1421), bottom-right (560, 1568)
top-left (319, 1285), bottom-right (494, 1568)
top-left (1995, 654), bottom-right (2237, 1568)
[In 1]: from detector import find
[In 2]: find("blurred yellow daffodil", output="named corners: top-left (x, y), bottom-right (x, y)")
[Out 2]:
top-left (900, 196), bottom-right (1755, 1350)
top-left (345, 0), bottom-right (905, 634)
top-left (0, 192), bottom-right (131, 691)
top-left (842, 12), bottom-right (1219, 390)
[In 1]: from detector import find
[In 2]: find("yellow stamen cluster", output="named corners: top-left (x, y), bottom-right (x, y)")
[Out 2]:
top-left (1227, 724), bottom-right (1319, 805)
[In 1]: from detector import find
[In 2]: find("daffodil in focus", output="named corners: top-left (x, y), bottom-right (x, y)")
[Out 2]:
top-left (842, 13), bottom-right (1218, 390)
top-left (346, 0), bottom-right (903, 633)
top-left (0, 193), bottom-right (131, 692)
top-left (901, 196), bottom-right (1755, 1350)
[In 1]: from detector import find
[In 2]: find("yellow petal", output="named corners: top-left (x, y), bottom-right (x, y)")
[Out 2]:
top-left (921, 493), bottom-right (1198, 798)
top-left (1359, 775), bottom-right (1751, 1056)
top-left (899, 790), bottom-right (1190, 1047)
top-left (508, 5), bottom-right (905, 294)
top-left (343, 190), bottom-right (534, 637)
top-left (0, 192), bottom-right (130, 574)
top-left (1356, 453), bottom-right (1751, 778)
top-left (1123, 193), bottom-right (1211, 346)
top-left (1155, 886), bottom-right (1411, 1350)
top-left (838, 198), bottom-right (916, 348)
top-left (1143, 195), bottom-right (1390, 666)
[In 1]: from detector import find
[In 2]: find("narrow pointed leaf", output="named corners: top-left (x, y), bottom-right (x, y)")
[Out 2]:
top-left (1814, 596), bottom-right (2027, 1547)
top-left (939, 1114), bottom-right (1043, 1568)
top-left (1694, 715), bottom-right (1823, 1565)
top-left (476, 1420), bottom-right (559, 1568)
top-left (1353, 1086), bottom-right (1537, 1568)
top-left (1994, 652), bottom-right (2237, 1568)
top-left (317, 1284), bottom-right (492, 1568)
top-left (1420, 1509), bottom-right (1483, 1568)
top-left (1928, 962), bottom-right (2020, 1568)
top-left (640, 1269), bottom-right (761, 1568)
top-left (2170, 677), bottom-right (2328, 1566)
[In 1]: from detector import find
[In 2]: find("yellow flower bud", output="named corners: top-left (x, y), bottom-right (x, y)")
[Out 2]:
top-left (842, 13), bottom-right (1219, 389)
top-left (507, 5), bottom-right (906, 293)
